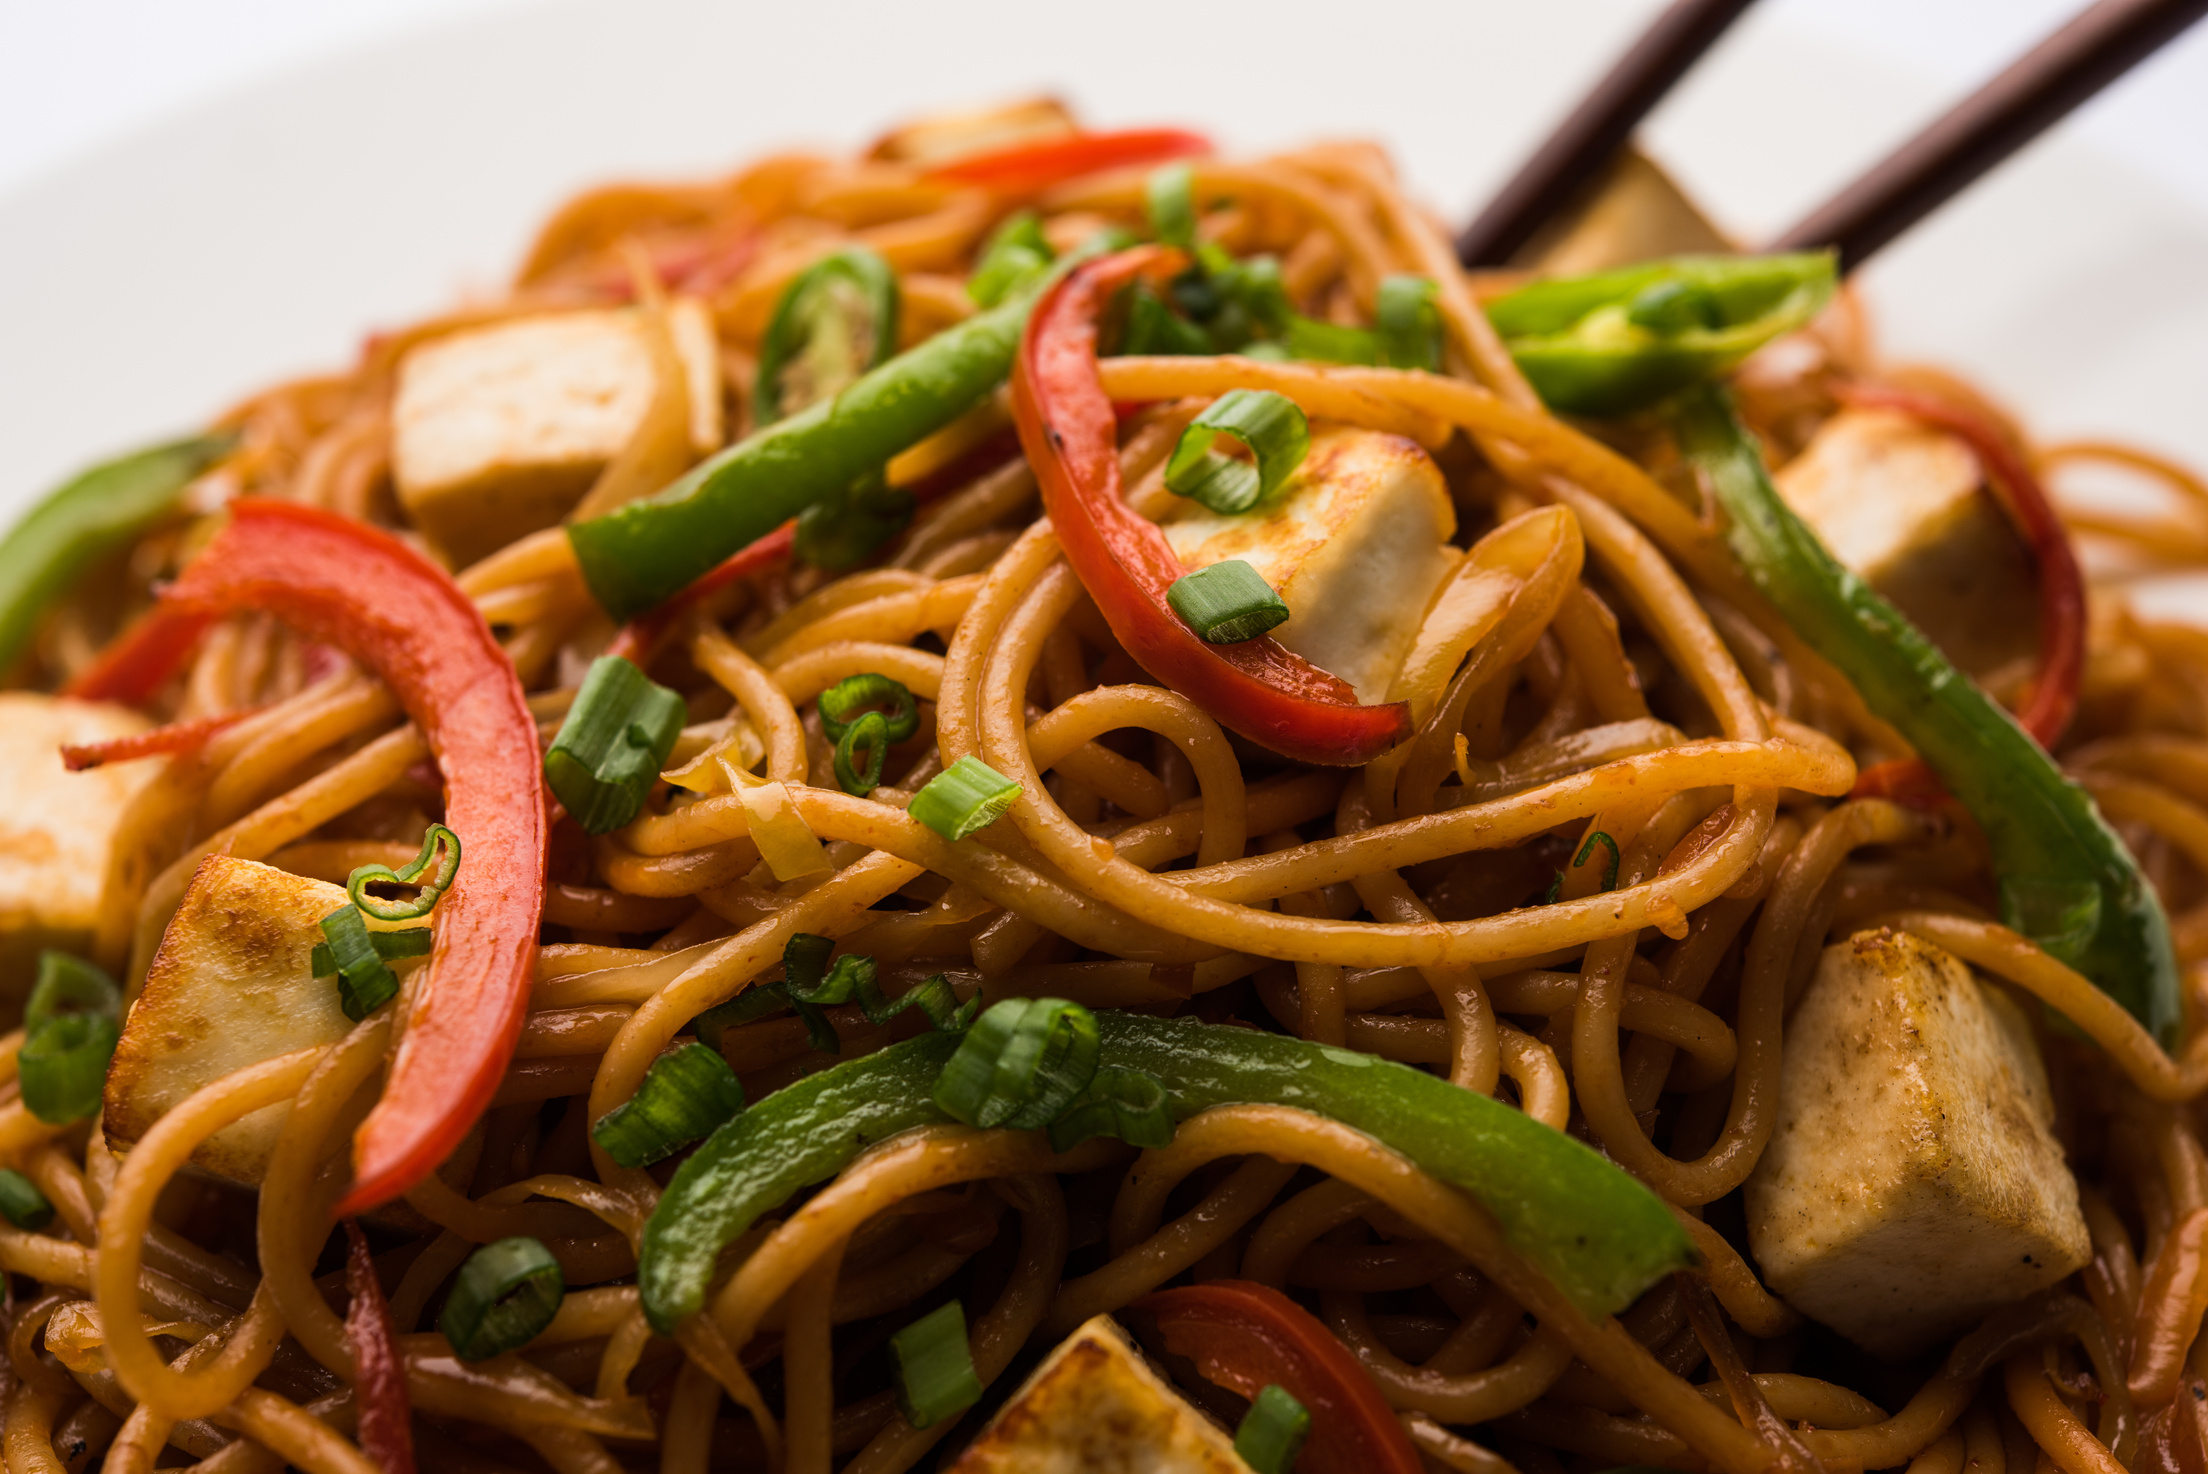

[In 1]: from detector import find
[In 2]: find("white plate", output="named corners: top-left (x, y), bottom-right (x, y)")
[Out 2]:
top-left (3, 0), bottom-right (2204, 535)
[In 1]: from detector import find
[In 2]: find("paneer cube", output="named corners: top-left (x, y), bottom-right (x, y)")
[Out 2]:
top-left (391, 298), bottom-right (723, 564)
top-left (1163, 427), bottom-right (1458, 704)
top-left (1775, 409), bottom-right (2038, 679)
top-left (1745, 927), bottom-right (2090, 1357)
top-left (104, 856), bottom-right (366, 1185)
top-left (0, 695), bottom-right (159, 1006)
top-left (1521, 146), bottom-right (1733, 274)
top-left (947, 1314), bottom-right (1242, 1474)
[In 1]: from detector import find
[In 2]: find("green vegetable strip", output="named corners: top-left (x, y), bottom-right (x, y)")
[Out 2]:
top-left (591, 1042), bottom-right (745, 1169)
top-left (967, 212), bottom-right (1054, 309)
top-left (1674, 386), bottom-right (2179, 1042)
top-left (0, 1169), bottom-right (53, 1231)
top-left (570, 269), bottom-right (1058, 621)
top-left (638, 1014), bottom-right (1693, 1333)
top-left (21, 952), bottom-right (122, 1125)
top-left (1235, 1385), bottom-right (1312, 1474)
top-left (0, 433), bottom-right (235, 674)
top-left (543, 656), bottom-right (688, 835)
top-left (889, 1300), bottom-right (983, 1429)
top-left (754, 247), bottom-right (900, 425)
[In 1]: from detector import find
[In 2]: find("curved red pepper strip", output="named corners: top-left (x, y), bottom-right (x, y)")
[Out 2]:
top-left (64, 603), bottom-right (218, 706)
top-left (59, 710), bottom-right (254, 771)
top-left (1136, 1280), bottom-right (1421, 1474)
top-left (1836, 382), bottom-right (2086, 803)
top-left (923, 128), bottom-right (1212, 194)
top-left (95, 501), bottom-right (545, 1213)
top-left (1011, 248), bottom-right (1412, 765)
top-left (344, 1221), bottom-right (417, 1474)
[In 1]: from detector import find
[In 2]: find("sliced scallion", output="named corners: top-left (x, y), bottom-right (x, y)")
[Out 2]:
top-left (1376, 273), bottom-right (1444, 371)
top-left (933, 996), bottom-right (1099, 1131)
top-left (1121, 284), bottom-right (1217, 357)
top-left (1146, 162), bottom-right (1198, 250)
top-left (908, 756), bottom-right (1022, 842)
top-left (1283, 314), bottom-right (1379, 365)
top-left (816, 672), bottom-right (920, 744)
top-left (0, 1169), bottom-right (53, 1231)
top-left (833, 711), bottom-right (890, 796)
top-left (967, 211), bottom-right (1054, 308)
top-left (20, 952), bottom-right (121, 1125)
top-left (1046, 1065), bottom-right (1173, 1152)
top-left (1234, 1384), bottom-right (1311, 1474)
top-left (1163, 389), bottom-right (1309, 515)
top-left (309, 924), bottom-right (431, 982)
top-left (888, 1300), bottom-right (983, 1429)
top-left (591, 1042), bottom-right (746, 1169)
top-left (694, 934), bottom-right (976, 1055)
top-left (347, 822), bottom-right (462, 922)
top-left (440, 1237), bottom-right (564, 1361)
top-left (1166, 559), bottom-right (1290, 645)
top-left (320, 906), bottom-right (401, 1022)
top-left (544, 656), bottom-right (688, 835)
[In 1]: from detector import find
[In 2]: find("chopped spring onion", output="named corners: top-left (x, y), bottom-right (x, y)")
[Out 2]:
top-left (1146, 162), bottom-right (1198, 250)
top-left (833, 711), bottom-right (891, 796)
top-left (0, 1169), bottom-right (53, 1232)
top-left (755, 246), bottom-right (900, 424)
top-left (694, 934), bottom-right (976, 1055)
top-left (1046, 1064), bottom-right (1172, 1152)
top-left (319, 906), bottom-right (403, 1022)
top-left (934, 996), bottom-right (1099, 1131)
top-left (888, 1300), bottom-right (983, 1429)
top-left (1234, 1384), bottom-right (1312, 1474)
top-left (817, 672), bottom-right (920, 744)
top-left (1283, 314), bottom-right (1380, 366)
top-left (1163, 389), bottom-right (1309, 516)
top-left (967, 211), bottom-right (1054, 308)
top-left (1376, 273), bottom-right (1443, 371)
top-left (347, 822), bottom-right (463, 922)
top-left (20, 953), bottom-right (121, 1125)
top-left (1121, 283), bottom-right (1217, 357)
top-left (440, 1237), bottom-right (565, 1361)
top-left (909, 756), bottom-right (1023, 842)
top-left (309, 924), bottom-right (432, 982)
top-left (544, 656), bottom-right (688, 836)
top-left (1166, 559), bottom-right (1291, 645)
top-left (591, 1042), bottom-right (745, 1169)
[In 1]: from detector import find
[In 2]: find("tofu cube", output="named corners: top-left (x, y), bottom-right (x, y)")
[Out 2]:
top-left (947, 1315), bottom-right (1242, 1474)
top-left (104, 856), bottom-right (368, 1185)
top-left (1163, 427), bottom-right (1458, 704)
top-left (1745, 927), bottom-right (2090, 1357)
top-left (0, 695), bottom-right (159, 1007)
top-left (1775, 409), bottom-right (2038, 680)
top-left (1521, 146), bottom-right (1733, 274)
top-left (391, 298), bottom-right (723, 564)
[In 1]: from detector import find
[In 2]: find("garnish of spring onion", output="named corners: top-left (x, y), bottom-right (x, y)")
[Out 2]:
top-left (310, 926), bottom-right (431, 988)
top-left (888, 1300), bottom-right (984, 1429)
top-left (440, 1237), bottom-right (565, 1361)
top-left (1146, 161), bottom-right (1198, 250)
top-left (932, 996), bottom-right (1098, 1131)
top-left (544, 656), bottom-right (688, 836)
top-left (591, 1042), bottom-right (746, 1169)
top-left (0, 1169), bottom-right (54, 1231)
top-left (693, 934), bottom-right (977, 1055)
top-left (1376, 273), bottom-right (1444, 372)
top-left (908, 756), bottom-right (1023, 842)
top-left (966, 210), bottom-right (1054, 308)
top-left (1162, 388), bottom-right (1309, 515)
top-left (19, 952), bottom-right (121, 1125)
top-left (1235, 1384), bottom-right (1313, 1474)
top-left (1165, 559), bottom-right (1291, 645)
top-left (317, 906), bottom-right (408, 1022)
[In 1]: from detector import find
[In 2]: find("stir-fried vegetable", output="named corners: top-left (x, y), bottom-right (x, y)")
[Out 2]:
top-left (754, 247), bottom-right (900, 424)
top-left (0, 433), bottom-right (234, 675)
top-left (920, 127), bottom-right (1211, 193)
top-left (1013, 246), bottom-right (1411, 765)
top-left (636, 1006), bottom-right (1692, 1333)
top-left (20, 952), bottom-right (122, 1124)
top-left (67, 501), bottom-right (549, 1211)
top-left (1140, 1281), bottom-right (1420, 1474)
top-left (1488, 252), bottom-right (1835, 415)
top-left (544, 655), bottom-right (687, 834)
top-left (343, 1222), bottom-right (417, 1474)
top-left (1673, 386), bottom-right (2180, 1042)
top-left (590, 1042), bottom-right (746, 1168)
top-left (889, 1300), bottom-right (984, 1428)
top-left (441, 1237), bottom-right (565, 1361)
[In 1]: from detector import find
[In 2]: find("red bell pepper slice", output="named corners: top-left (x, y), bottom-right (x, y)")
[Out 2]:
top-left (65, 602), bottom-right (218, 706)
top-left (75, 501), bottom-right (546, 1213)
top-left (1836, 382), bottom-right (2085, 803)
top-left (923, 128), bottom-right (1211, 195)
top-left (1010, 247), bottom-right (1411, 765)
top-left (344, 1221), bottom-right (417, 1474)
top-left (59, 710), bottom-right (253, 771)
top-left (1136, 1280), bottom-right (1421, 1474)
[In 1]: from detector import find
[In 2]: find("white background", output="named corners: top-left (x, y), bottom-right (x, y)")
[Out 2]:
top-left (2, 0), bottom-right (2204, 523)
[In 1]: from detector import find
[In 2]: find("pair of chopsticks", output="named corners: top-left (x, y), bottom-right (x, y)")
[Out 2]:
top-left (1457, 0), bottom-right (2208, 274)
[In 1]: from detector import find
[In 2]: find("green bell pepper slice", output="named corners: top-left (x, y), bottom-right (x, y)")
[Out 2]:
top-left (1672, 385), bottom-right (2179, 1043)
top-left (0, 432), bottom-right (235, 674)
top-left (1486, 252), bottom-right (1835, 417)
top-left (637, 1011), bottom-right (1693, 1334)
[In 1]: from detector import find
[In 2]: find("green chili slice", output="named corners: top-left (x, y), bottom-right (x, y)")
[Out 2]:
top-left (755, 247), bottom-right (900, 425)
top-left (346, 824), bottom-right (462, 922)
top-left (816, 672), bottom-right (920, 744)
top-left (440, 1237), bottom-right (565, 1361)
top-left (832, 711), bottom-right (890, 796)
top-left (544, 655), bottom-right (688, 835)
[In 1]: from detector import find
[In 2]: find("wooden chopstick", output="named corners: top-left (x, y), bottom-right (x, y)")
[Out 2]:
top-left (1455, 0), bottom-right (1760, 268)
top-left (1772, 0), bottom-right (2208, 270)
